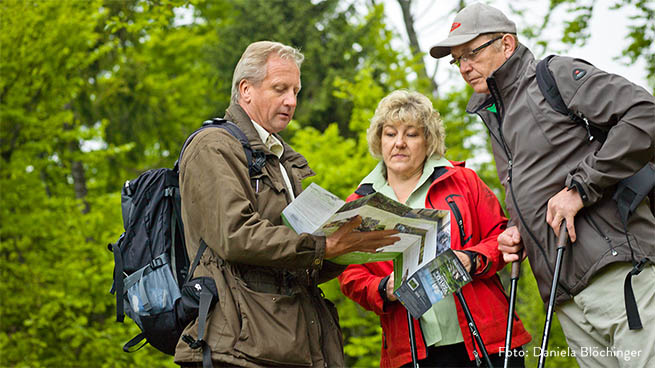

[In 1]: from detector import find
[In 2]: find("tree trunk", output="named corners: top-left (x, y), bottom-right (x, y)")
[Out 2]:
top-left (71, 153), bottom-right (90, 214)
top-left (397, 0), bottom-right (439, 96)
top-left (63, 118), bottom-right (90, 214)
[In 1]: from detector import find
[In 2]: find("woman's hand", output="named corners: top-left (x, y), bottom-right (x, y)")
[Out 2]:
top-left (454, 250), bottom-right (476, 273)
top-left (386, 272), bottom-right (398, 302)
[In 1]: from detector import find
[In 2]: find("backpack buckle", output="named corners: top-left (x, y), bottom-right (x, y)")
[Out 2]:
top-left (249, 151), bottom-right (266, 176)
top-left (150, 256), bottom-right (165, 269)
top-left (630, 258), bottom-right (649, 276)
top-left (182, 334), bottom-right (203, 350)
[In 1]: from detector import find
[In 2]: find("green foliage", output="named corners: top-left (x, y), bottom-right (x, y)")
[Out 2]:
top-left (612, 0), bottom-right (655, 88)
top-left (2, 0), bottom-right (598, 366)
top-left (536, 0), bottom-right (655, 90)
top-left (197, 0), bottom-right (414, 135)
top-left (0, 0), bottom-right (196, 366)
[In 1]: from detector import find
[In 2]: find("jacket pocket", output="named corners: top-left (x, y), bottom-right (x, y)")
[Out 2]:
top-left (445, 194), bottom-right (471, 247)
top-left (250, 169), bottom-right (290, 218)
top-left (525, 85), bottom-right (604, 157)
top-left (582, 212), bottom-right (617, 256)
top-left (233, 280), bottom-right (312, 366)
top-left (250, 170), bottom-right (285, 195)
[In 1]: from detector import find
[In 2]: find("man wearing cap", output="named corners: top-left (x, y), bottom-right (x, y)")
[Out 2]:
top-left (430, 3), bottom-right (655, 368)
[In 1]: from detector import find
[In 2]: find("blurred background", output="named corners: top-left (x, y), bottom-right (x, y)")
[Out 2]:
top-left (1, 0), bottom-right (653, 366)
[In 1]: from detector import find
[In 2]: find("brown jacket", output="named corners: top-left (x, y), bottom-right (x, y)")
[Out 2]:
top-left (466, 44), bottom-right (655, 305)
top-left (174, 104), bottom-right (346, 367)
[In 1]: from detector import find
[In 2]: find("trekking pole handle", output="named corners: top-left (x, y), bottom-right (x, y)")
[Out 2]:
top-left (510, 249), bottom-right (523, 280)
top-left (557, 220), bottom-right (569, 249)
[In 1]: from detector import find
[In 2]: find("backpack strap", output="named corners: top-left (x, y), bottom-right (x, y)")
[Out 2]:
top-left (122, 332), bottom-right (148, 353)
top-left (111, 239), bottom-right (126, 322)
top-left (613, 164), bottom-right (655, 226)
top-left (184, 239), bottom-right (208, 284)
top-left (614, 163), bottom-right (655, 330)
top-left (175, 118), bottom-right (266, 176)
top-left (181, 239), bottom-right (213, 368)
top-left (167, 185), bottom-right (187, 284)
top-left (536, 55), bottom-right (608, 143)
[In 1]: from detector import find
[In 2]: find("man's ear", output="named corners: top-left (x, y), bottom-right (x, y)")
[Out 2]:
top-left (238, 79), bottom-right (250, 103)
top-left (502, 34), bottom-right (517, 59)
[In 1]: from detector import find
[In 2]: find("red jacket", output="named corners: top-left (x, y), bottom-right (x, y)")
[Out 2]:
top-left (338, 162), bottom-right (531, 368)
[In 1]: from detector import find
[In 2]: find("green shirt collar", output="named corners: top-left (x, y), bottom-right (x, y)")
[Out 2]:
top-left (359, 155), bottom-right (453, 193)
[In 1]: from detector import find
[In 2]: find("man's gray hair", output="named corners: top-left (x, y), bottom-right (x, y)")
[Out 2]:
top-left (231, 41), bottom-right (304, 104)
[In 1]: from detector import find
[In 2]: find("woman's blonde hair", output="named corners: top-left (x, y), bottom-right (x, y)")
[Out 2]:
top-left (367, 90), bottom-right (446, 160)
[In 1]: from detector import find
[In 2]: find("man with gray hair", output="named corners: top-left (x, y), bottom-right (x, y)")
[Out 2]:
top-left (430, 3), bottom-right (655, 367)
top-left (174, 41), bottom-right (400, 367)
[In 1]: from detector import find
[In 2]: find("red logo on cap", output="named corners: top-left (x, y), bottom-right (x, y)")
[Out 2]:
top-left (450, 22), bottom-right (461, 32)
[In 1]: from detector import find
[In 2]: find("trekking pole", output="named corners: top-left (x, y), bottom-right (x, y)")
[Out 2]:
top-left (407, 309), bottom-right (419, 368)
top-left (503, 249), bottom-right (523, 368)
top-left (537, 222), bottom-right (569, 368)
top-left (455, 290), bottom-right (494, 367)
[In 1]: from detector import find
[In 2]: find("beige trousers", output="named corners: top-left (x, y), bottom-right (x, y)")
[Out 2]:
top-left (555, 262), bottom-right (655, 368)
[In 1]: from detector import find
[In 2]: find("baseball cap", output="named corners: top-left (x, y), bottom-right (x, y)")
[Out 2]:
top-left (429, 3), bottom-right (517, 59)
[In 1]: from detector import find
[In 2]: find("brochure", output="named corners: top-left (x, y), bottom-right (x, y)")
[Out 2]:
top-left (282, 182), bottom-right (471, 318)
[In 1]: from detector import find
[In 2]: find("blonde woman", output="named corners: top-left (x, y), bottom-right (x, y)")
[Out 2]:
top-left (338, 90), bottom-right (531, 367)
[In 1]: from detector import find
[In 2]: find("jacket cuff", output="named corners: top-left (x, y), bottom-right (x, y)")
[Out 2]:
top-left (311, 235), bottom-right (326, 270)
top-left (565, 175), bottom-right (593, 206)
top-left (461, 250), bottom-right (489, 277)
top-left (378, 275), bottom-right (392, 312)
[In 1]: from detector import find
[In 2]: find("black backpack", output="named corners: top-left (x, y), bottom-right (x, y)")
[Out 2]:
top-left (109, 118), bottom-right (265, 365)
top-left (536, 55), bottom-right (655, 330)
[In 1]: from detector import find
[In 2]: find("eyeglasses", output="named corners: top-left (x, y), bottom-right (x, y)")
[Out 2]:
top-left (449, 36), bottom-right (503, 68)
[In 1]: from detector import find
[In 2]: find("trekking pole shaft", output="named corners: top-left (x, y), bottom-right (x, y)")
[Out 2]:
top-left (503, 278), bottom-right (518, 368)
top-left (407, 310), bottom-right (419, 368)
top-left (504, 250), bottom-right (523, 368)
top-left (538, 224), bottom-right (568, 368)
top-left (456, 290), bottom-right (494, 368)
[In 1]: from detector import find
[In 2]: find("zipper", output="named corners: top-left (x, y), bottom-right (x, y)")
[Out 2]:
top-left (446, 194), bottom-right (471, 246)
top-left (481, 78), bottom-right (571, 296)
top-left (583, 213), bottom-right (617, 256)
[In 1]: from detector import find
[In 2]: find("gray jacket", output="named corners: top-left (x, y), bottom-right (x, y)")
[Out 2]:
top-left (466, 44), bottom-right (655, 305)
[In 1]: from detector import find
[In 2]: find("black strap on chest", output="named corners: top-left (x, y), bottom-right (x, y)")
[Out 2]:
top-left (536, 55), bottom-right (609, 144)
top-left (175, 118), bottom-right (266, 176)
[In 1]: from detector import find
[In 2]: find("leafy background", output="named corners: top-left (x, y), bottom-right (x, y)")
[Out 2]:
top-left (1, 0), bottom-right (652, 367)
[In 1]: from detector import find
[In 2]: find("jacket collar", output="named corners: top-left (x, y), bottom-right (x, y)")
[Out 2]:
top-left (224, 104), bottom-right (307, 166)
top-left (355, 156), bottom-right (456, 196)
top-left (225, 103), bottom-right (268, 152)
top-left (466, 43), bottom-right (535, 114)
